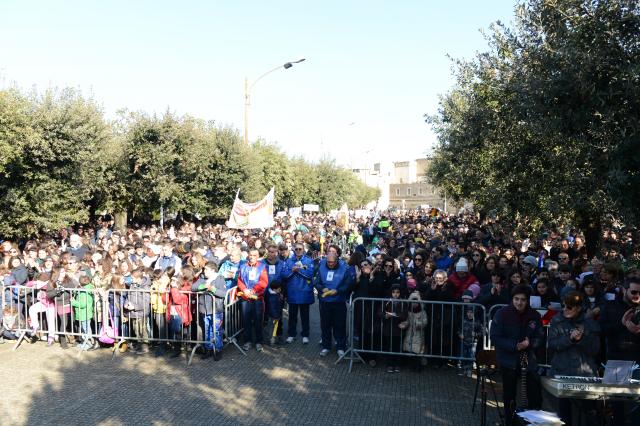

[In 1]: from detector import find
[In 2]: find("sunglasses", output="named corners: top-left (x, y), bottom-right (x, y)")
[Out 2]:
top-left (414, 258), bottom-right (423, 261)
top-left (384, 264), bottom-right (394, 268)
top-left (562, 305), bottom-right (579, 310)
top-left (472, 254), bottom-right (481, 257)
top-left (629, 289), bottom-right (640, 296)
top-left (295, 248), bottom-right (304, 251)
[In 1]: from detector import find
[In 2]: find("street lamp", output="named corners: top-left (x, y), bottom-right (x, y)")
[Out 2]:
top-left (244, 58), bottom-right (306, 145)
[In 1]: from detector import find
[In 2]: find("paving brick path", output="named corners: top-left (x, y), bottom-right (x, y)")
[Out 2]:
top-left (0, 307), bottom-right (501, 425)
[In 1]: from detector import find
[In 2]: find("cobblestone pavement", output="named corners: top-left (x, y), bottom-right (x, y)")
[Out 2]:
top-left (0, 307), bottom-right (501, 426)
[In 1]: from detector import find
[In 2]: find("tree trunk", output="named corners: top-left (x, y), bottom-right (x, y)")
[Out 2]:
top-left (114, 211), bottom-right (127, 232)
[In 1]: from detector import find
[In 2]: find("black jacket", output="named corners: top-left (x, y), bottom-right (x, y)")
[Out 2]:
top-left (599, 299), bottom-right (640, 361)
top-left (490, 305), bottom-right (543, 371)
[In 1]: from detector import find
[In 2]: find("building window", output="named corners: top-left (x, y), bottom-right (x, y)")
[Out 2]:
top-left (406, 187), bottom-right (411, 196)
top-left (395, 188), bottom-right (400, 196)
top-left (419, 187), bottom-right (424, 195)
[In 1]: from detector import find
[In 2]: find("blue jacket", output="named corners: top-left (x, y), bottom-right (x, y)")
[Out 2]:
top-left (284, 255), bottom-right (315, 305)
top-left (262, 258), bottom-right (286, 288)
top-left (314, 260), bottom-right (352, 303)
top-left (490, 305), bottom-right (543, 371)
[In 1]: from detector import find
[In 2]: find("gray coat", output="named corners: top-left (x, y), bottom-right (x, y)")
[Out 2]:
top-left (548, 312), bottom-right (600, 377)
top-left (126, 277), bottom-right (151, 319)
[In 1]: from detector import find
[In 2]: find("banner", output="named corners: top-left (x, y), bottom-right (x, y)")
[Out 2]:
top-left (336, 203), bottom-right (349, 231)
top-left (226, 188), bottom-right (275, 229)
top-left (303, 203), bottom-right (320, 212)
top-left (288, 207), bottom-right (302, 217)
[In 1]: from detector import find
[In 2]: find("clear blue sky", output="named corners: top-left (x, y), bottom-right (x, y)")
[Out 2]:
top-left (0, 0), bottom-right (517, 166)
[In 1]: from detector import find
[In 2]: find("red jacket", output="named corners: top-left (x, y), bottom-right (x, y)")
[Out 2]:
top-left (165, 284), bottom-right (193, 326)
top-left (448, 272), bottom-right (479, 300)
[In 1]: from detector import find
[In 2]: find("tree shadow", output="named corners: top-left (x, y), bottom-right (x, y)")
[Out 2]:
top-left (10, 340), bottom-right (499, 426)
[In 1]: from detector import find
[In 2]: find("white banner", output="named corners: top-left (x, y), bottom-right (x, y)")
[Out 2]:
top-left (288, 207), bottom-right (302, 217)
top-left (226, 188), bottom-right (275, 229)
top-left (303, 203), bottom-right (320, 212)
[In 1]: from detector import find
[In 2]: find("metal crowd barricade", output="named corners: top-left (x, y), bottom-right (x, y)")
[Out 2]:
top-left (483, 303), bottom-right (508, 350)
top-left (223, 286), bottom-right (246, 355)
top-left (347, 297), bottom-right (487, 373)
top-left (107, 287), bottom-right (222, 365)
top-left (4, 284), bottom-right (102, 358)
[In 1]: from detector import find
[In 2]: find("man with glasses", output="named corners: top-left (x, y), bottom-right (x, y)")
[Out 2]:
top-left (283, 243), bottom-right (315, 344)
top-left (599, 277), bottom-right (640, 426)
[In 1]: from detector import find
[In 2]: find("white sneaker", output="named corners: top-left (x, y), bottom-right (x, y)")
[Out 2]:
top-left (319, 349), bottom-right (330, 357)
top-left (302, 337), bottom-right (309, 344)
top-left (337, 350), bottom-right (345, 358)
top-left (242, 342), bottom-right (251, 351)
top-left (255, 344), bottom-right (263, 352)
top-left (286, 337), bottom-right (294, 344)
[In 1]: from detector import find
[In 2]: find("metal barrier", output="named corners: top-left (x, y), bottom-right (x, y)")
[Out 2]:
top-left (2, 283), bottom-right (225, 366)
top-left (483, 303), bottom-right (551, 369)
top-left (223, 286), bottom-right (246, 355)
top-left (3, 284), bottom-right (102, 357)
top-left (347, 297), bottom-right (487, 372)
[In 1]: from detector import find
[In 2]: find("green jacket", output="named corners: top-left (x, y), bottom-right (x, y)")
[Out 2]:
top-left (71, 284), bottom-right (95, 322)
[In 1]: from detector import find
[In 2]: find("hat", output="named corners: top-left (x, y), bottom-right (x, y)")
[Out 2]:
top-left (455, 258), bottom-right (469, 273)
top-left (462, 290), bottom-right (474, 300)
top-left (468, 283), bottom-right (481, 298)
top-left (523, 255), bottom-right (537, 268)
top-left (390, 283), bottom-right (402, 292)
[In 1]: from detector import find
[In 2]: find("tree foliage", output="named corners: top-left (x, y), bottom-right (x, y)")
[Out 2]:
top-left (427, 0), bottom-right (640, 250)
top-left (0, 88), bottom-right (379, 236)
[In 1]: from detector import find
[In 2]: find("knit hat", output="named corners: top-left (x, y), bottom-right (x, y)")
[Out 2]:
top-left (523, 255), bottom-right (538, 268)
top-left (468, 283), bottom-right (481, 298)
top-left (462, 290), bottom-right (474, 300)
top-left (455, 258), bottom-right (469, 273)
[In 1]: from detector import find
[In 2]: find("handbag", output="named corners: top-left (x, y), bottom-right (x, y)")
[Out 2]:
top-left (98, 306), bottom-right (118, 344)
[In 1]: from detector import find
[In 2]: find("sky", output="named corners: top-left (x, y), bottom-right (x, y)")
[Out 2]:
top-left (0, 0), bottom-right (517, 167)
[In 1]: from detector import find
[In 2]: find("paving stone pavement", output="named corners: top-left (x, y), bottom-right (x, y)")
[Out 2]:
top-left (0, 306), bottom-right (501, 426)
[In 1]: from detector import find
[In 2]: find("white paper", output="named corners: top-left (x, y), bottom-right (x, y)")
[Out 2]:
top-left (248, 270), bottom-right (257, 281)
top-left (268, 265), bottom-right (276, 275)
top-left (326, 271), bottom-right (334, 282)
top-left (517, 410), bottom-right (564, 425)
top-left (530, 295), bottom-right (542, 309)
top-left (606, 293), bottom-right (615, 301)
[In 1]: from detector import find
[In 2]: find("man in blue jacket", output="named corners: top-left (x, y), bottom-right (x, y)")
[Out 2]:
top-left (314, 252), bottom-right (353, 358)
top-left (284, 243), bottom-right (315, 344)
top-left (490, 285), bottom-right (543, 425)
top-left (263, 244), bottom-right (287, 344)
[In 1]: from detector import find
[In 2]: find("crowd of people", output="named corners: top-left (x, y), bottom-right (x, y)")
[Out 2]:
top-left (0, 211), bottom-right (639, 425)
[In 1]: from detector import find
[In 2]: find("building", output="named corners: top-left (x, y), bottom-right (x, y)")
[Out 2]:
top-left (352, 157), bottom-right (455, 212)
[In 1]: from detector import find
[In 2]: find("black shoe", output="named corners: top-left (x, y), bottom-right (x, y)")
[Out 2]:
top-left (29, 334), bottom-right (39, 344)
top-left (155, 346), bottom-right (166, 357)
top-left (60, 337), bottom-right (68, 349)
top-left (200, 349), bottom-right (213, 360)
top-left (213, 350), bottom-right (222, 361)
top-left (170, 349), bottom-right (181, 358)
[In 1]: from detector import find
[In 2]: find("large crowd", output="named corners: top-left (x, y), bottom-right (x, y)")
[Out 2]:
top-left (1, 211), bottom-right (639, 425)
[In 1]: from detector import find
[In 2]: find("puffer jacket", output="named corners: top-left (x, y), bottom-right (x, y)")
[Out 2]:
top-left (403, 292), bottom-right (428, 354)
top-left (490, 305), bottom-right (543, 371)
top-left (547, 312), bottom-right (600, 377)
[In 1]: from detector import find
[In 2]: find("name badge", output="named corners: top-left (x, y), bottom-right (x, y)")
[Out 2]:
top-left (269, 265), bottom-right (276, 275)
top-left (605, 293), bottom-right (615, 301)
top-left (249, 270), bottom-right (257, 281)
top-left (326, 271), bottom-right (334, 282)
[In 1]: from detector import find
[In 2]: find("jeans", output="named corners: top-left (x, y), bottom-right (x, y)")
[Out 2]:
top-left (287, 303), bottom-right (310, 338)
top-left (242, 300), bottom-right (264, 344)
top-left (319, 302), bottom-right (346, 351)
top-left (201, 312), bottom-right (223, 350)
top-left (154, 313), bottom-right (167, 340)
top-left (78, 320), bottom-right (93, 348)
top-left (169, 315), bottom-right (183, 342)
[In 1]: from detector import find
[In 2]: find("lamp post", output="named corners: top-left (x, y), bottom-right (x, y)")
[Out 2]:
top-left (244, 58), bottom-right (305, 145)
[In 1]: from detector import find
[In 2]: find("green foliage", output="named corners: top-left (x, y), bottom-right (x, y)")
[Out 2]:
top-left (427, 0), bottom-right (640, 239)
top-left (0, 87), bottom-right (379, 235)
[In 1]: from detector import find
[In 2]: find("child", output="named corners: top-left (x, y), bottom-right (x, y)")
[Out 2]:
top-left (379, 284), bottom-right (407, 373)
top-left (266, 280), bottom-right (285, 346)
top-left (71, 275), bottom-right (95, 351)
top-left (0, 306), bottom-right (20, 342)
top-left (192, 262), bottom-right (226, 360)
top-left (457, 290), bottom-right (483, 376)
top-left (399, 291), bottom-right (427, 370)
